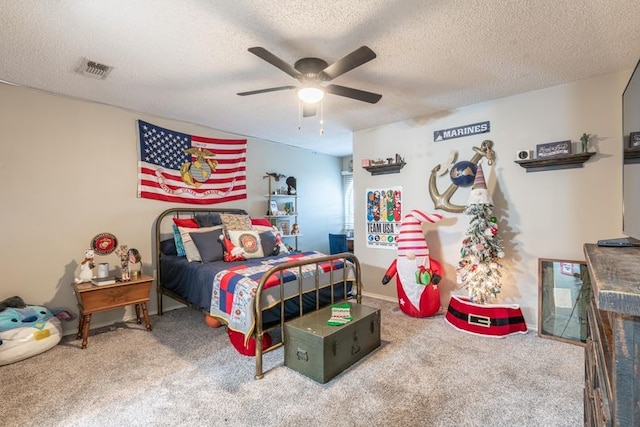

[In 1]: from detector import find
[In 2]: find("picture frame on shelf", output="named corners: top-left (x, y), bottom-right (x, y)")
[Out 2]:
top-left (630, 131), bottom-right (640, 148)
top-left (284, 202), bottom-right (294, 214)
top-left (269, 200), bottom-right (279, 215)
top-left (277, 221), bottom-right (289, 235)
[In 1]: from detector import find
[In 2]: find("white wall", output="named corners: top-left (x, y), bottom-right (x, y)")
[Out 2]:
top-left (353, 70), bottom-right (630, 329)
top-left (3, 70), bottom-right (628, 335)
top-left (0, 84), bottom-right (342, 335)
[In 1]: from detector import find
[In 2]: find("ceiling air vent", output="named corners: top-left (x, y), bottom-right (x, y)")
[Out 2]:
top-left (77, 58), bottom-right (113, 80)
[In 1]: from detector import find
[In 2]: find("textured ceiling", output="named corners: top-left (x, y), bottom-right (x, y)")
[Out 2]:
top-left (1, 0), bottom-right (639, 157)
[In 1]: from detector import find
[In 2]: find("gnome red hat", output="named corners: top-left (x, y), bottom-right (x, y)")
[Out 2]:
top-left (467, 162), bottom-right (492, 205)
top-left (397, 210), bottom-right (443, 260)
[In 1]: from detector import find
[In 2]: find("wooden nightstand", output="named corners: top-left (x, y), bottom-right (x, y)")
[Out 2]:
top-left (71, 274), bottom-right (153, 349)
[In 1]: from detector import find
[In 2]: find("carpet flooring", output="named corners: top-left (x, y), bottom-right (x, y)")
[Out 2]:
top-left (1, 297), bottom-right (583, 426)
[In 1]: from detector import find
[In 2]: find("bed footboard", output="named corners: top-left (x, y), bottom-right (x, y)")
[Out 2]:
top-left (253, 252), bottom-right (362, 380)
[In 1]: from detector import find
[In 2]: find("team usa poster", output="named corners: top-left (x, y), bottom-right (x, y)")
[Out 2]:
top-left (366, 186), bottom-right (402, 249)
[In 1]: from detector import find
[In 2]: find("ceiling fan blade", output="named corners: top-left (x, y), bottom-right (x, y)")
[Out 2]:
top-left (325, 84), bottom-right (382, 104)
top-left (237, 85), bottom-right (296, 96)
top-left (302, 104), bottom-right (317, 118)
top-left (248, 47), bottom-right (301, 80)
top-left (320, 46), bottom-right (377, 81)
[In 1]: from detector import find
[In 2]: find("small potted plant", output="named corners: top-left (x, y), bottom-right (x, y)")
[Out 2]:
top-left (580, 133), bottom-right (591, 153)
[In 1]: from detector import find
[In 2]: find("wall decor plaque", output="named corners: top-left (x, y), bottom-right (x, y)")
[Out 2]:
top-left (536, 140), bottom-right (571, 158)
top-left (91, 232), bottom-right (118, 255)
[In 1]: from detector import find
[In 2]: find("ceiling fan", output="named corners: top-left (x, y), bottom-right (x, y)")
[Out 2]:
top-left (237, 46), bottom-right (382, 117)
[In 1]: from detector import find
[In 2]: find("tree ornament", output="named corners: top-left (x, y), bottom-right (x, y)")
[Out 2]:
top-left (490, 216), bottom-right (497, 223)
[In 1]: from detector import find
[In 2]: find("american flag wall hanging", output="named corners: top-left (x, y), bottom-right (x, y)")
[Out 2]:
top-left (137, 120), bottom-right (247, 204)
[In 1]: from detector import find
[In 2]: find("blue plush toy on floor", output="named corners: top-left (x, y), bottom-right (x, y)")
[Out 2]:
top-left (0, 296), bottom-right (63, 366)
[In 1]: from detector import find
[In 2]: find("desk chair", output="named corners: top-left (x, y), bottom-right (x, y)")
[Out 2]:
top-left (328, 233), bottom-right (349, 254)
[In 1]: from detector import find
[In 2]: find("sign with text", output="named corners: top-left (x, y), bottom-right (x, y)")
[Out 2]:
top-left (536, 140), bottom-right (571, 158)
top-left (366, 186), bottom-right (402, 250)
top-left (434, 121), bottom-right (490, 142)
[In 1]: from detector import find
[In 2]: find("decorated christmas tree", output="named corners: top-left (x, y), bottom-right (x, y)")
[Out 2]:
top-left (456, 163), bottom-right (505, 304)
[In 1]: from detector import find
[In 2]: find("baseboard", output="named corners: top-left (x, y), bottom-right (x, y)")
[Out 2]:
top-left (361, 291), bottom-right (397, 303)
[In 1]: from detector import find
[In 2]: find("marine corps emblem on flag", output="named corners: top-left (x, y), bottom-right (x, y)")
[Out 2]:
top-left (180, 147), bottom-right (219, 188)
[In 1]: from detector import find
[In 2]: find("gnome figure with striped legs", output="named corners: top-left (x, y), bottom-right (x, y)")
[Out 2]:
top-left (382, 210), bottom-right (444, 317)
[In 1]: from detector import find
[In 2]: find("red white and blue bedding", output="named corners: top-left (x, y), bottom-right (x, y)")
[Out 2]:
top-left (210, 251), bottom-right (352, 341)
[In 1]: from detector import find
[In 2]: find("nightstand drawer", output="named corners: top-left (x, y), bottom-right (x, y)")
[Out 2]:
top-left (80, 281), bottom-right (152, 312)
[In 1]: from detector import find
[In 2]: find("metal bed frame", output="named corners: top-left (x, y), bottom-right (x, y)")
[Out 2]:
top-left (154, 207), bottom-right (362, 379)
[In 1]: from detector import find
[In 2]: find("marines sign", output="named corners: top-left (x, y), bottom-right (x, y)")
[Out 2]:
top-left (434, 121), bottom-right (490, 142)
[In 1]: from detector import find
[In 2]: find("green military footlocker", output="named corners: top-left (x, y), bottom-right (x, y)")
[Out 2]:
top-left (284, 303), bottom-right (381, 383)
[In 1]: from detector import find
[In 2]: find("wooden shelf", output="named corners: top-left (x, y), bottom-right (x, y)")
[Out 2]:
top-left (624, 148), bottom-right (640, 163)
top-left (363, 162), bottom-right (406, 175)
top-left (515, 152), bottom-right (595, 172)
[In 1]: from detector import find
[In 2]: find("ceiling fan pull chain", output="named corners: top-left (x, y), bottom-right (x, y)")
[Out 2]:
top-left (298, 99), bottom-right (302, 130)
top-left (319, 100), bottom-right (324, 135)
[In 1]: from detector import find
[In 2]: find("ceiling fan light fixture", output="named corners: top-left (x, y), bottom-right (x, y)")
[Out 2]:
top-left (297, 86), bottom-right (324, 104)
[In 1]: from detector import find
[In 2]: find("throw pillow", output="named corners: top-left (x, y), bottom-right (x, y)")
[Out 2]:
top-left (259, 231), bottom-right (278, 256)
top-left (251, 217), bottom-right (272, 227)
top-left (173, 217), bottom-right (199, 228)
top-left (227, 230), bottom-right (264, 259)
top-left (179, 225), bottom-right (224, 262)
top-left (172, 218), bottom-right (198, 257)
top-left (171, 225), bottom-right (187, 257)
top-left (252, 224), bottom-right (274, 233)
top-left (220, 213), bottom-right (253, 231)
top-left (160, 238), bottom-right (178, 256)
top-left (189, 229), bottom-right (224, 263)
top-left (195, 213), bottom-right (222, 228)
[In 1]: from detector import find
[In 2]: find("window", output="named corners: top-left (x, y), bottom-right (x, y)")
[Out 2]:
top-left (343, 173), bottom-right (354, 232)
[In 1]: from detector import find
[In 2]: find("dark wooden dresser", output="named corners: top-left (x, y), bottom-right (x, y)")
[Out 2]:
top-left (584, 244), bottom-right (640, 426)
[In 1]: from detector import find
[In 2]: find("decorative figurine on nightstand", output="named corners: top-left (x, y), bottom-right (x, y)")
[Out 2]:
top-left (128, 248), bottom-right (142, 279)
top-left (115, 245), bottom-right (130, 281)
top-left (75, 249), bottom-right (95, 283)
top-left (291, 223), bottom-right (299, 235)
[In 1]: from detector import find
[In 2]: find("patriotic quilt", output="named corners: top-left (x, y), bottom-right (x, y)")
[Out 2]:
top-left (210, 251), bottom-right (352, 342)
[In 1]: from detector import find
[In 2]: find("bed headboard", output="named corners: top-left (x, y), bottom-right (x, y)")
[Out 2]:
top-left (155, 207), bottom-right (248, 254)
top-left (154, 207), bottom-right (250, 312)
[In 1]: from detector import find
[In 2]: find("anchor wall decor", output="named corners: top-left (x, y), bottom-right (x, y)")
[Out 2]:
top-left (429, 140), bottom-right (496, 213)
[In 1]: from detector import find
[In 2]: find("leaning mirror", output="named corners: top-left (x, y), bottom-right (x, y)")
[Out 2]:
top-left (538, 258), bottom-right (590, 345)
